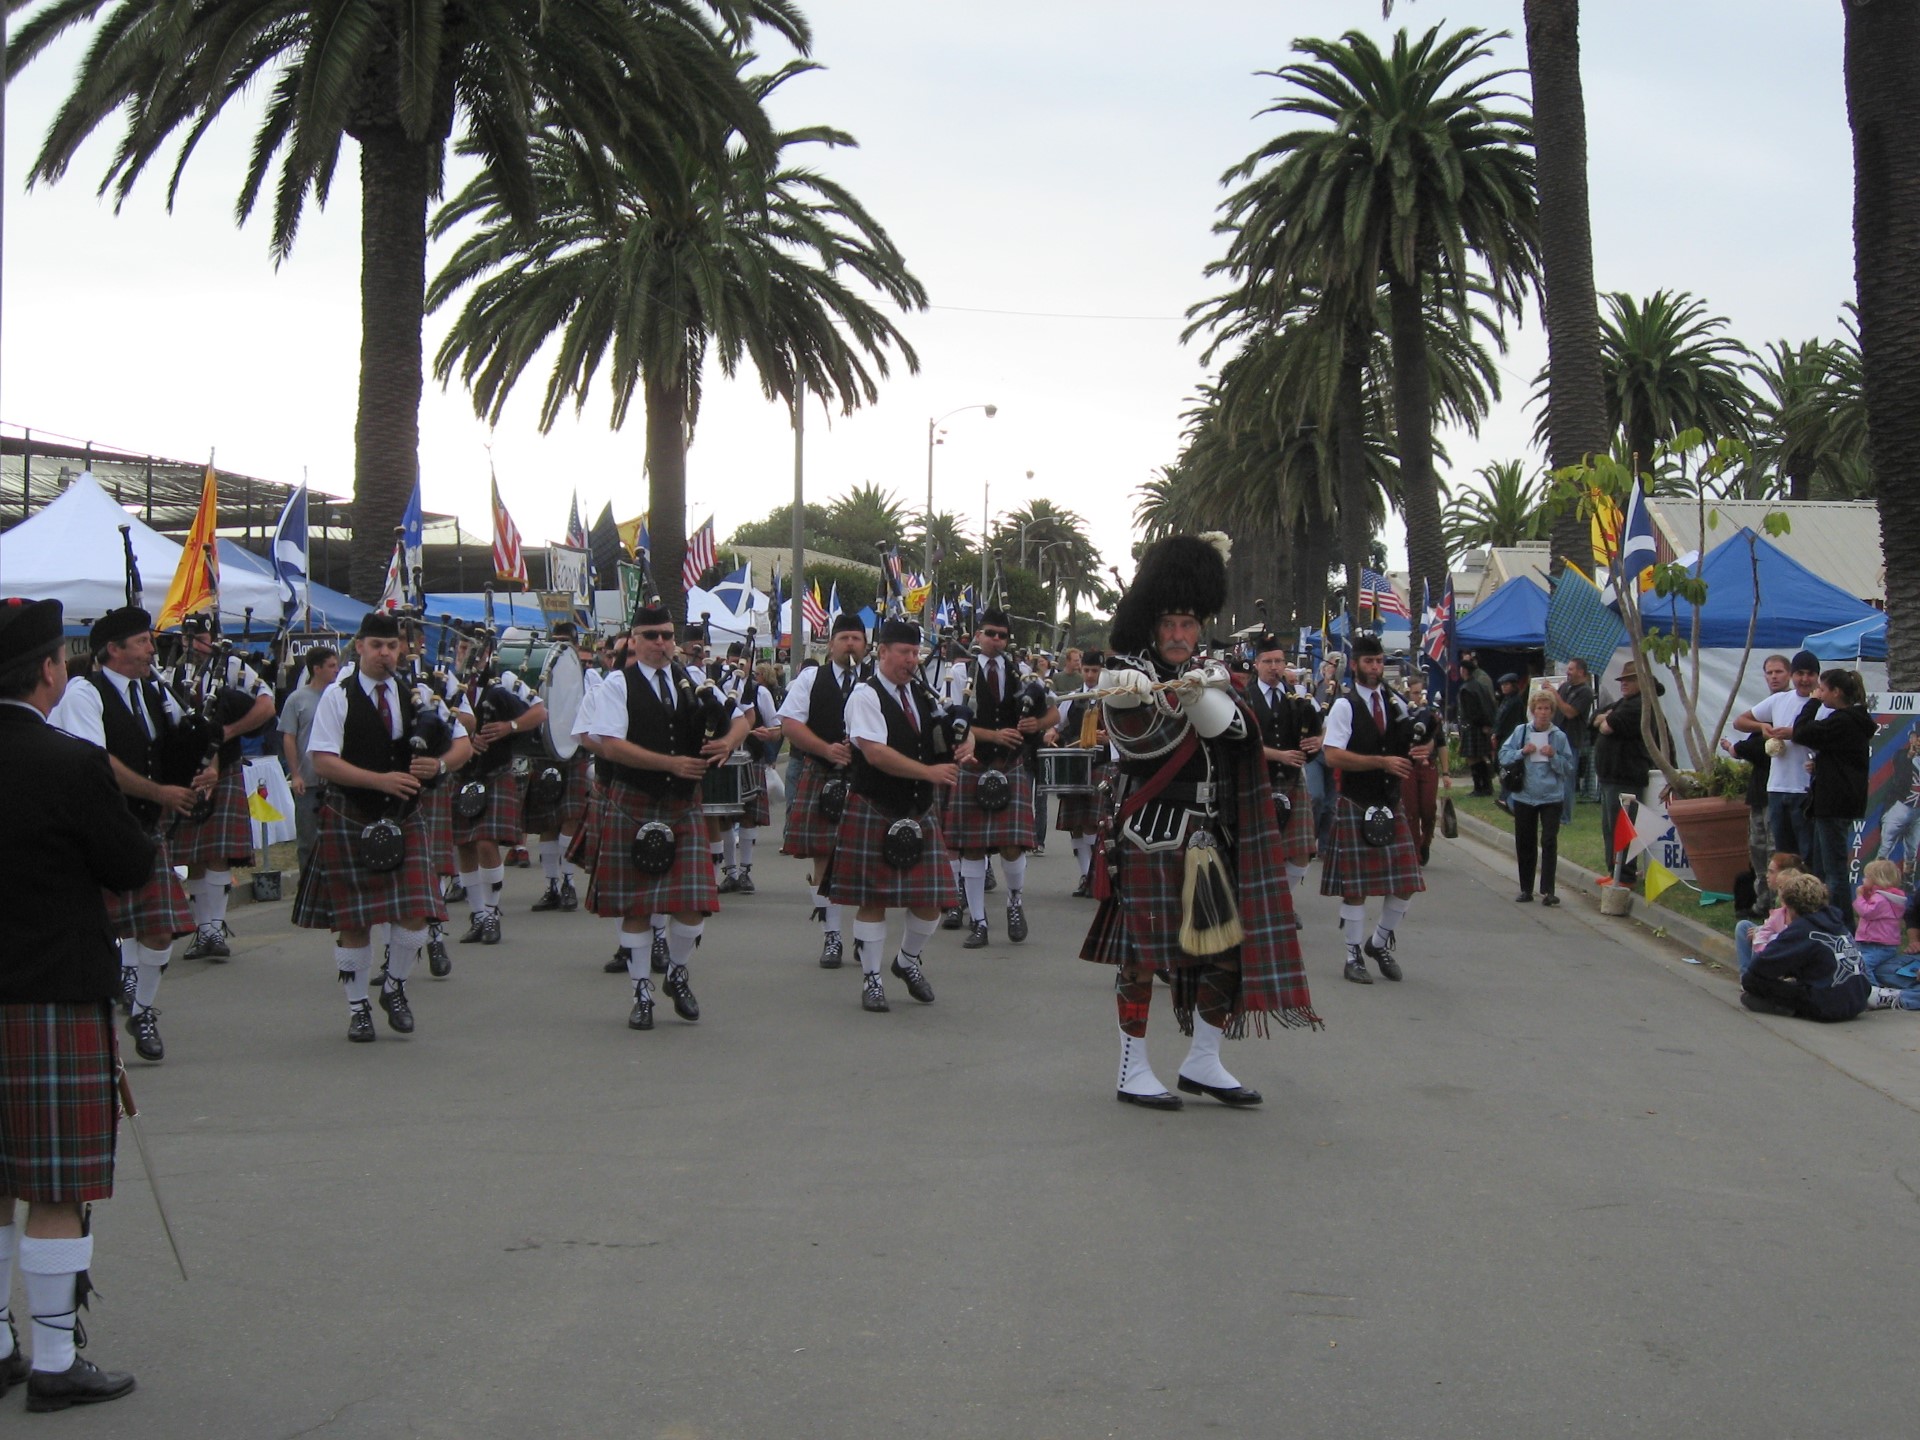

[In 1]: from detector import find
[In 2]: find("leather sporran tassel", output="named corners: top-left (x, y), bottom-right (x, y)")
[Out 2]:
top-left (1178, 833), bottom-right (1243, 956)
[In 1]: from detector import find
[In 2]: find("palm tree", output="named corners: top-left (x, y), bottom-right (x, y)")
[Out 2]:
top-left (1440, 460), bottom-right (1548, 559)
top-left (991, 500), bottom-right (1103, 619)
top-left (430, 56), bottom-right (925, 620)
top-left (10, 0), bottom-right (808, 599)
top-left (821, 482), bottom-right (911, 559)
top-left (1213, 26), bottom-right (1537, 606)
top-left (907, 510), bottom-right (977, 606)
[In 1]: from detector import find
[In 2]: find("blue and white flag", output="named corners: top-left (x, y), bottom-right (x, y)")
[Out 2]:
top-left (400, 479), bottom-right (425, 595)
top-left (709, 562), bottom-right (753, 614)
top-left (1619, 478), bottom-right (1657, 578)
top-left (271, 484), bottom-right (309, 627)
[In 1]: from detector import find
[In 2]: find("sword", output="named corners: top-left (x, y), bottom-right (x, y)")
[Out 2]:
top-left (115, 1064), bottom-right (190, 1282)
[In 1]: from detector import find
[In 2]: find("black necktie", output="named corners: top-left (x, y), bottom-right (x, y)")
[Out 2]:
top-left (131, 683), bottom-right (154, 739)
top-left (656, 669), bottom-right (673, 708)
top-left (841, 667), bottom-right (854, 698)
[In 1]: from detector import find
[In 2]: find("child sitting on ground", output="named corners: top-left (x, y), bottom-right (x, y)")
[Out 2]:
top-left (1862, 878), bottom-right (1920, 1012)
top-left (1853, 859), bottom-right (1908, 981)
top-left (1734, 853), bottom-right (1801, 976)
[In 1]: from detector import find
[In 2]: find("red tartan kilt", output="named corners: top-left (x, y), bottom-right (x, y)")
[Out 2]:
top-left (567, 796), bottom-right (599, 871)
top-left (1278, 778), bottom-right (1316, 864)
top-left (826, 793), bottom-right (957, 912)
top-left (522, 754), bottom-right (590, 835)
top-left (1052, 760), bottom-right (1110, 833)
top-left (169, 766), bottom-right (255, 869)
top-left (943, 762), bottom-right (1037, 852)
top-left (103, 833), bottom-right (191, 940)
top-left (292, 797), bottom-right (448, 930)
top-left (781, 762), bottom-right (845, 857)
top-left (1095, 842), bottom-right (1197, 972)
top-left (417, 780), bottom-right (456, 874)
top-left (452, 766), bottom-right (527, 846)
top-left (741, 765), bottom-right (771, 828)
top-left (1319, 796), bottom-right (1426, 897)
top-left (0, 1001), bottom-right (120, 1202)
top-left (584, 782), bottom-right (718, 919)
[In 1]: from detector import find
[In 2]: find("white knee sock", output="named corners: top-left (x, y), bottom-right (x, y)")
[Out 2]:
top-left (133, 942), bottom-right (170, 1010)
top-left (723, 829), bottom-right (737, 868)
top-left (1286, 862), bottom-right (1308, 891)
top-left (667, 919), bottom-right (702, 972)
top-left (738, 831), bottom-right (755, 867)
top-left (1003, 854), bottom-right (1028, 895)
top-left (19, 1234), bottom-right (90, 1374)
top-left (1340, 904), bottom-right (1368, 947)
top-left (204, 870), bottom-right (231, 925)
top-left (822, 902), bottom-right (843, 935)
top-left (960, 857), bottom-right (987, 921)
top-left (539, 839), bottom-right (561, 883)
top-left (460, 870), bottom-right (485, 920)
top-left (558, 834), bottom-right (576, 881)
top-left (386, 926), bottom-right (427, 985)
top-left (1180, 1015), bottom-right (1240, 1089)
top-left (897, 912), bottom-right (940, 964)
top-left (650, 913), bottom-right (668, 942)
top-left (1374, 896), bottom-right (1411, 947)
top-left (1072, 835), bottom-right (1093, 875)
top-left (186, 873), bottom-right (208, 926)
top-left (853, 918), bottom-right (889, 975)
top-left (621, 926), bottom-right (650, 978)
top-left (481, 863), bottom-right (506, 908)
top-left (335, 944), bottom-right (373, 1006)
top-left (709, 841), bottom-right (726, 870)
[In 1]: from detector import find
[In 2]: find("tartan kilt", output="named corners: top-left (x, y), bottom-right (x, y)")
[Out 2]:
top-left (567, 796), bottom-right (599, 872)
top-left (781, 761), bottom-right (846, 858)
top-left (585, 781), bottom-right (717, 919)
top-left (452, 764), bottom-right (527, 847)
top-left (1319, 795), bottom-right (1426, 898)
top-left (826, 792), bottom-right (957, 912)
top-left (1459, 722), bottom-right (1494, 762)
top-left (292, 795), bottom-right (447, 930)
top-left (417, 780), bottom-right (456, 877)
top-left (742, 764), bottom-right (772, 829)
top-left (1277, 778), bottom-right (1316, 864)
top-left (0, 1001), bottom-right (120, 1202)
top-left (1053, 760), bottom-right (1110, 834)
top-left (104, 832), bottom-right (192, 941)
top-left (169, 765), bottom-right (255, 870)
top-left (522, 753), bottom-right (591, 835)
top-left (943, 761), bottom-right (1038, 852)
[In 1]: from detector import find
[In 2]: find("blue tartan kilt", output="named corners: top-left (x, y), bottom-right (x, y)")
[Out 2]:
top-left (103, 832), bottom-right (191, 941)
top-left (943, 761), bottom-right (1037, 852)
top-left (0, 1000), bottom-right (120, 1202)
top-left (452, 765), bottom-right (527, 847)
top-left (1319, 795), bottom-right (1426, 898)
top-left (169, 765), bottom-right (256, 870)
top-left (826, 793), bottom-right (957, 913)
top-left (781, 761), bottom-right (846, 858)
top-left (292, 795), bottom-right (447, 931)
top-left (584, 781), bottom-right (717, 919)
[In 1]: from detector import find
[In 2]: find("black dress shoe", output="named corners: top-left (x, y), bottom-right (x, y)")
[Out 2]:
top-left (2, 1330), bottom-right (29, 1397)
top-left (861, 975), bottom-right (890, 1012)
top-left (560, 877), bottom-right (579, 911)
top-left (458, 916), bottom-right (487, 943)
top-left (649, 930), bottom-right (670, 974)
top-left (117, 966), bottom-right (137, 1014)
top-left (1364, 934), bottom-right (1403, 981)
top-left (1541, 892), bottom-right (1561, 907)
top-left (480, 910), bottom-right (502, 945)
top-left (628, 979), bottom-right (655, 1030)
top-left (184, 923), bottom-right (230, 960)
top-left (1006, 897), bottom-right (1029, 942)
top-left (1072, 874), bottom-right (1093, 898)
top-left (427, 929), bottom-right (452, 977)
top-left (716, 868), bottom-right (740, 894)
top-left (379, 979), bottom-right (415, 1034)
top-left (347, 1002), bottom-right (376, 1043)
top-left (734, 867), bottom-right (756, 894)
top-left (962, 919), bottom-right (990, 950)
top-left (531, 883), bottom-right (563, 911)
top-left (663, 964), bottom-right (700, 1021)
top-left (1177, 1075), bottom-right (1264, 1106)
top-left (1515, 891), bottom-right (1534, 903)
top-left (606, 945), bottom-right (633, 974)
top-left (24, 1356), bottom-right (136, 1413)
top-left (1115, 1088), bottom-right (1183, 1110)
top-left (819, 931), bottom-right (844, 969)
top-left (126, 1007), bottom-right (164, 1062)
top-left (941, 905), bottom-right (964, 931)
top-left (443, 877), bottom-right (467, 903)
top-left (891, 956), bottom-right (935, 1003)
top-left (984, 867), bottom-right (998, 892)
top-left (1342, 948), bottom-right (1373, 985)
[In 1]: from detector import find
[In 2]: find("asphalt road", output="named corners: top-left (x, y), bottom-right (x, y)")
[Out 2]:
top-left (31, 821), bottom-right (1920, 1439)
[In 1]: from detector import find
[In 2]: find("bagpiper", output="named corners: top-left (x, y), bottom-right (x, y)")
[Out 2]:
top-left (776, 615), bottom-right (870, 968)
top-left (1245, 632), bottom-right (1322, 894)
top-left (1049, 648), bottom-right (1111, 898)
top-left (524, 621), bottom-right (589, 915)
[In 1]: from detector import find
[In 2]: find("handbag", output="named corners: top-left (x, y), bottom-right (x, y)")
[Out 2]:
top-left (1500, 758), bottom-right (1528, 794)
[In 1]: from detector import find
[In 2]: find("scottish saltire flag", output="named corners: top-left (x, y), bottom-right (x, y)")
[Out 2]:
top-left (935, 596), bottom-right (954, 629)
top-left (1619, 479), bottom-right (1658, 579)
top-left (710, 562), bottom-right (753, 613)
top-left (1360, 567), bottom-right (1410, 619)
top-left (271, 483), bottom-right (309, 627)
top-left (400, 479), bottom-right (424, 589)
top-left (1422, 577), bottom-right (1453, 666)
top-left (683, 516), bottom-right (716, 589)
top-left (566, 491), bottom-right (587, 550)
top-left (828, 581), bottom-right (843, 620)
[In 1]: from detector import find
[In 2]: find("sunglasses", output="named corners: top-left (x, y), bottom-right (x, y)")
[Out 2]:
top-left (979, 629), bottom-right (1010, 640)
top-left (634, 629), bottom-right (675, 641)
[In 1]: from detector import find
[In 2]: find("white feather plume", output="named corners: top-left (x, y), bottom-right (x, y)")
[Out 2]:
top-left (1199, 531), bottom-right (1232, 565)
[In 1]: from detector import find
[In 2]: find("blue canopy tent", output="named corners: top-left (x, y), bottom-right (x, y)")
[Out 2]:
top-left (1454, 577), bottom-right (1548, 649)
top-left (217, 540), bottom-right (370, 636)
top-left (1326, 612), bottom-right (1413, 647)
top-left (1638, 529), bottom-right (1876, 647)
top-left (1805, 613), bottom-right (1887, 662)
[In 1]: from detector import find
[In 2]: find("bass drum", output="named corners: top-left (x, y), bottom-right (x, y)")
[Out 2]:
top-left (536, 643), bottom-right (585, 760)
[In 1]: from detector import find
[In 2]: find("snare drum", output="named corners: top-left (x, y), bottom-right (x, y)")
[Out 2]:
top-left (1036, 747), bottom-right (1096, 796)
top-left (700, 751), bottom-right (759, 817)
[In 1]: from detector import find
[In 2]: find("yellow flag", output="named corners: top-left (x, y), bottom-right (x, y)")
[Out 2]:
top-left (1644, 859), bottom-right (1680, 904)
top-left (616, 512), bottom-right (649, 559)
top-left (248, 786), bottom-right (286, 824)
top-left (903, 582), bottom-right (932, 614)
top-left (158, 464), bottom-right (220, 629)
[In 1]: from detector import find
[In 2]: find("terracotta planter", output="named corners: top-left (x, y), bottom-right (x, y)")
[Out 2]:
top-left (1665, 796), bottom-right (1752, 896)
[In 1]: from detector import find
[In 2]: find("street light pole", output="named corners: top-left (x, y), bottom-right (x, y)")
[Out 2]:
top-left (926, 403), bottom-right (996, 633)
top-left (790, 379), bottom-right (807, 658)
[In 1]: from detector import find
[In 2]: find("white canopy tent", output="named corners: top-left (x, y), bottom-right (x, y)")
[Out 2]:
top-left (0, 470), bottom-right (282, 630)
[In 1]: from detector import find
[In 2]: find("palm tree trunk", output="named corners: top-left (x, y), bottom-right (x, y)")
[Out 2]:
top-left (1335, 318), bottom-right (1373, 638)
top-left (1389, 275), bottom-right (1446, 602)
top-left (1845, 0), bottom-right (1920, 691)
top-left (350, 129), bottom-right (433, 600)
top-left (1291, 508), bottom-right (1332, 634)
top-left (645, 372), bottom-right (692, 624)
top-left (1524, 0), bottom-right (1611, 574)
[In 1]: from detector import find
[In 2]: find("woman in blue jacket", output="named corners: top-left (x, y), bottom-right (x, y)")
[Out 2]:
top-left (1499, 689), bottom-right (1578, 904)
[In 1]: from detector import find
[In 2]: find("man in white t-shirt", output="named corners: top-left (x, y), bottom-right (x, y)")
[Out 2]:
top-left (1734, 649), bottom-right (1825, 857)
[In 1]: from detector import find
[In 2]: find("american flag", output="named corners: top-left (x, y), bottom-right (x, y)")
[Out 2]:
top-left (1422, 576), bottom-right (1454, 665)
top-left (565, 491), bottom-right (587, 550)
top-left (683, 515), bottom-right (716, 590)
top-left (1360, 568), bottom-right (1410, 619)
top-left (492, 478), bottom-right (528, 586)
top-left (801, 581), bottom-right (830, 635)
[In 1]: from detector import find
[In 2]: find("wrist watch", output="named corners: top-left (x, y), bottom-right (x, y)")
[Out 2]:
top-left (509, 719), bottom-right (518, 733)
top-left (437, 759), bottom-right (447, 776)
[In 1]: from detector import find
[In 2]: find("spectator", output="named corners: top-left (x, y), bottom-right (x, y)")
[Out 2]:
top-left (1853, 858), bottom-right (1907, 985)
top-left (278, 645), bottom-right (339, 880)
top-left (1792, 667), bottom-right (1873, 918)
top-left (1734, 854), bottom-right (1801, 973)
top-left (1498, 688), bottom-right (1577, 905)
top-left (1739, 871), bottom-right (1870, 1021)
top-left (1456, 651), bottom-right (1497, 795)
top-left (1552, 657), bottom-right (1596, 817)
top-left (1593, 662), bottom-right (1660, 886)
top-left (1864, 888), bottom-right (1920, 1011)
top-left (1732, 649), bottom-right (1823, 856)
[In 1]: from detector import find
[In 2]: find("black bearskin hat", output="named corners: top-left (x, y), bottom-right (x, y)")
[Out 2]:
top-left (1107, 532), bottom-right (1230, 656)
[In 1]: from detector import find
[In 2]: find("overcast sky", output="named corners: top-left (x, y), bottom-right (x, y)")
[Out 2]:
top-left (0, 0), bottom-right (1855, 589)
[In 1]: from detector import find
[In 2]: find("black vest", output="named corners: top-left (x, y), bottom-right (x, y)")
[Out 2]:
top-left (1249, 683), bottom-right (1318, 785)
top-left (1338, 683), bottom-right (1410, 807)
top-left (88, 673), bottom-right (169, 826)
top-left (600, 663), bottom-right (708, 798)
top-left (970, 655), bottom-right (1025, 765)
top-left (804, 662), bottom-right (860, 746)
top-left (850, 676), bottom-right (937, 818)
top-left (338, 677), bottom-right (417, 811)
